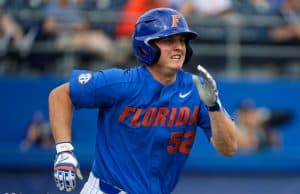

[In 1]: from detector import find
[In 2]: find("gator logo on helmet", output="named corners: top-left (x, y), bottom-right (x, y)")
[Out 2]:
top-left (171, 15), bottom-right (180, 27)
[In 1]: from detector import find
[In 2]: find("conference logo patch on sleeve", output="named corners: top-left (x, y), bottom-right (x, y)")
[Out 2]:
top-left (78, 73), bottom-right (92, 85)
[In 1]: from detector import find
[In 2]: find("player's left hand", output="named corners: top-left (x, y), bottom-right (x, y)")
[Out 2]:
top-left (192, 64), bottom-right (221, 111)
top-left (54, 143), bottom-right (83, 192)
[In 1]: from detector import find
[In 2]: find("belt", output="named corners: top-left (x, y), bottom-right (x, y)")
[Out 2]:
top-left (99, 179), bottom-right (127, 194)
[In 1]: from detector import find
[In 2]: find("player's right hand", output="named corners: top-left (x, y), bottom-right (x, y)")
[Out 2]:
top-left (54, 143), bottom-right (83, 192)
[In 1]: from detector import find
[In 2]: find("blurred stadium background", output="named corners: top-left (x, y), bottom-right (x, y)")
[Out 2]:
top-left (0, 0), bottom-right (300, 193)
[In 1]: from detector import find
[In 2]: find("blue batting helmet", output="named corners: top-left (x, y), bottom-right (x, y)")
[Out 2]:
top-left (132, 8), bottom-right (198, 65)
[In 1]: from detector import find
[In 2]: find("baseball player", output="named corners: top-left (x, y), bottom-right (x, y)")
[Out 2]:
top-left (49, 8), bottom-right (238, 194)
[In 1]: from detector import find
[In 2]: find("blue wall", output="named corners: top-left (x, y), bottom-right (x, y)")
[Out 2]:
top-left (0, 76), bottom-right (299, 171)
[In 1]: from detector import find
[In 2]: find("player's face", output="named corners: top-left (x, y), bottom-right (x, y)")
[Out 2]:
top-left (154, 34), bottom-right (186, 73)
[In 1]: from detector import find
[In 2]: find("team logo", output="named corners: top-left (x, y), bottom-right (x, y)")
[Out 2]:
top-left (78, 73), bottom-right (92, 85)
top-left (171, 15), bottom-right (180, 27)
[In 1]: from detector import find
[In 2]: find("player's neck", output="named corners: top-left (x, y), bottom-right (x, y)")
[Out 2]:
top-left (146, 65), bottom-right (176, 86)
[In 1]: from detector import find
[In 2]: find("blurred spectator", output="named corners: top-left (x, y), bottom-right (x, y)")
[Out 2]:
top-left (269, 0), bottom-right (300, 42)
top-left (0, 4), bottom-right (38, 73)
top-left (176, 0), bottom-right (234, 18)
top-left (235, 0), bottom-right (300, 43)
top-left (235, 99), bottom-right (283, 152)
top-left (115, 0), bottom-right (168, 39)
top-left (0, 11), bottom-right (37, 55)
top-left (233, 0), bottom-right (273, 14)
top-left (234, 0), bottom-right (281, 42)
top-left (269, 0), bottom-right (284, 10)
top-left (235, 99), bottom-right (262, 152)
top-left (114, 0), bottom-right (169, 65)
top-left (0, 14), bottom-right (24, 54)
top-left (41, 0), bottom-right (114, 60)
top-left (231, 0), bottom-right (296, 77)
top-left (20, 110), bottom-right (54, 152)
top-left (248, 0), bottom-right (272, 12)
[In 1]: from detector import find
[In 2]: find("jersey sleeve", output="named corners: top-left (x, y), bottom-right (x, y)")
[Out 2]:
top-left (69, 69), bottom-right (133, 109)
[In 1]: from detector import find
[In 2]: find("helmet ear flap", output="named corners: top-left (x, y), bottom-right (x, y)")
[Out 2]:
top-left (184, 41), bottom-right (194, 64)
top-left (148, 41), bottom-right (161, 65)
top-left (138, 47), bottom-right (148, 56)
top-left (133, 41), bottom-right (160, 65)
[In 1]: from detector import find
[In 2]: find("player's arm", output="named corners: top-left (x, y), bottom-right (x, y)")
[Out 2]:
top-left (49, 83), bottom-right (72, 143)
top-left (208, 110), bottom-right (238, 156)
top-left (192, 65), bottom-right (238, 156)
top-left (49, 83), bottom-right (83, 192)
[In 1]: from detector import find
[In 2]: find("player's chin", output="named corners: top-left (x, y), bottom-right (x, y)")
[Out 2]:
top-left (170, 61), bottom-right (184, 70)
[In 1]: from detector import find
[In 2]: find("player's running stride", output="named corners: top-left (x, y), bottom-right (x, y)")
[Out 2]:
top-left (49, 7), bottom-right (238, 194)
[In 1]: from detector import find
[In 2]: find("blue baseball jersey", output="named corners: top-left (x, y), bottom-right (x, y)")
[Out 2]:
top-left (69, 65), bottom-right (212, 194)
